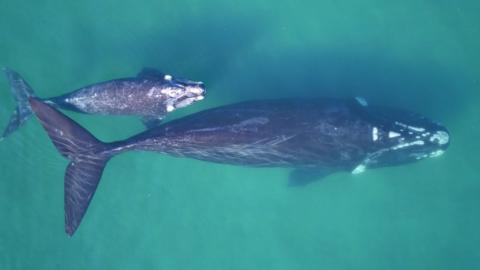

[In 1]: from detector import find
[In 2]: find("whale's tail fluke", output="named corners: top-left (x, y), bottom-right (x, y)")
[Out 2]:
top-left (29, 98), bottom-right (114, 236)
top-left (1, 68), bottom-right (37, 141)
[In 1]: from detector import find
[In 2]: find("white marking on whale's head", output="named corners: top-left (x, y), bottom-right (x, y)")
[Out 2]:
top-left (391, 140), bottom-right (425, 150)
top-left (372, 127), bottom-right (379, 141)
top-left (408, 126), bottom-right (425, 132)
top-left (164, 74), bottom-right (172, 81)
top-left (166, 104), bottom-right (175, 112)
top-left (395, 121), bottom-right (426, 132)
top-left (430, 131), bottom-right (449, 145)
top-left (429, 150), bottom-right (445, 158)
top-left (355, 97), bottom-right (368, 107)
top-left (388, 131), bottom-right (401, 138)
top-left (161, 87), bottom-right (183, 98)
top-left (186, 84), bottom-right (205, 95)
top-left (352, 164), bottom-right (366, 175)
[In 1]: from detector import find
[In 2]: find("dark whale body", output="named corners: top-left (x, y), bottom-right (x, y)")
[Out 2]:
top-left (124, 99), bottom-right (375, 168)
top-left (120, 98), bottom-right (449, 173)
top-left (28, 97), bottom-right (450, 235)
top-left (1, 67), bottom-right (205, 141)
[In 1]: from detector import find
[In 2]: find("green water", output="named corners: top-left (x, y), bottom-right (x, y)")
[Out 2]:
top-left (1, 1), bottom-right (479, 269)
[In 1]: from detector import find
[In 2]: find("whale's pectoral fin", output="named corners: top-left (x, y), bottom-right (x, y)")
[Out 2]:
top-left (288, 169), bottom-right (332, 186)
top-left (137, 67), bottom-right (166, 80)
top-left (141, 116), bottom-right (164, 129)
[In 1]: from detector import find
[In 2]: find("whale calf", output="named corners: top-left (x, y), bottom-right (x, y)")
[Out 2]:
top-left (28, 97), bottom-right (449, 235)
top-left (1, 67), bottom-right (205, 140)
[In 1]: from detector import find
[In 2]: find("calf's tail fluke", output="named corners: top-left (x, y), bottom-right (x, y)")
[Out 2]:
top-left (1, 68), bottom-right (36, 141)
top-left (29, 98), bottom-right (114, 236)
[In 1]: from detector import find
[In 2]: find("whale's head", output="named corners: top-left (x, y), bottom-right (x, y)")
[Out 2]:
top-left (160, 74), bottom-right (206, 112)
top-left (354, 99), bottom-right (450, 170)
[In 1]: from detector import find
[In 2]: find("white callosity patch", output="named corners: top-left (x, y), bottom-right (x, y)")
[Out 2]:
top-left (429, 150), bottom-right (445, 158)
top-left (430, 131), bottom-right (449, 145)
top-left (388, 131), bottom-right (401, 138)
top-left (415, 154), bottom-right (429, 160)
top-left (391, 140), bottom-right (425, 150)
top-left (372, 127), bottom-right (379, 141)
top-left (407, 126), bottom-right (426, 132)
top-left (414, 149), bottom-right (445, 160)
top-left (428, 150), bottom-right (445, 157)
top-left (160, 87), bottom-right (183, 98)
top-left (164, 74), bottom-right (173, 81)
top-left (355, 97), bottom-right (368, 107)
top-left (352, 164), bottom-right (366, 174)
top-left (166, 104), bottom-right (175, 112)
top-left (186, 85), bottom-right (204, 95)
top-left (421, 132), bottom-right (431, 138)
top-left (395, 121), bottom-right (426, 132)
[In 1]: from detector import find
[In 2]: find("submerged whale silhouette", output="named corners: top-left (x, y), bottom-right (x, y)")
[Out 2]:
top-left (1, 67), bottom-right (205, 141)
top-left (29, 97), bottom-right (449, 235)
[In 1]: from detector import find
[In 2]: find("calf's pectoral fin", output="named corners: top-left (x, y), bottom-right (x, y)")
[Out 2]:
top-left (141, 116), bottom-right (164, 129)
top-left (288, 169), bottom-right (332, 186)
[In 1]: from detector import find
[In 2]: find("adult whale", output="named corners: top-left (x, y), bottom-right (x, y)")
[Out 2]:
top-left (28, 97), bottom-right (450, 235)
top-left (0, 67), bottom-right (205, 141)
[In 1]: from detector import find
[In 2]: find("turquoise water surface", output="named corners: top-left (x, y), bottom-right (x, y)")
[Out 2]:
top-left (1, 1), bottom-right (479, 269)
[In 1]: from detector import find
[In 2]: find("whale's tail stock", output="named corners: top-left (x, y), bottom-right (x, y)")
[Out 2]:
top-left (29, 98), bottom-right (115, 236)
